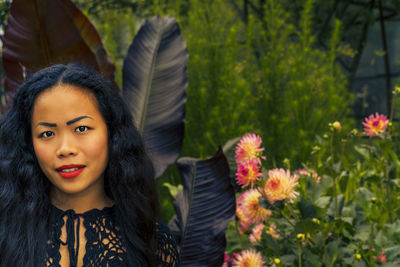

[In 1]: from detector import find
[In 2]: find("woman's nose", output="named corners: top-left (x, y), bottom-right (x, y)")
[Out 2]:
top-left (56, 134), bottom-right (78, 158)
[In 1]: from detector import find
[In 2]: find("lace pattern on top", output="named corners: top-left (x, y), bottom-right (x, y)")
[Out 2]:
top-left (156, 222), bottom-right (180, 266)
top-left (45, 205), bottom-right (180, 267)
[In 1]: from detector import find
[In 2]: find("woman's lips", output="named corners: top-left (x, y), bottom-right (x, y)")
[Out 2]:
top-left (56, 165), bottom-right (85, 179)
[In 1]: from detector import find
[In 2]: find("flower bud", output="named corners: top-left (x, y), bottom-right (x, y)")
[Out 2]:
top-left (297, 233), bottom-right (305, 241)
top-left (312, 218), bottom-right (320, 224)
top-left (332, 121), bottom-right (342, 132)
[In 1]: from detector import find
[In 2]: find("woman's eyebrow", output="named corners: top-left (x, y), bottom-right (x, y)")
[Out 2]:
top-left (37, 122), bottom-right (57, 128)
top-left (35, 116), bottom-right (94, 128)
top-left (66, 115), bottom-right (93, 125)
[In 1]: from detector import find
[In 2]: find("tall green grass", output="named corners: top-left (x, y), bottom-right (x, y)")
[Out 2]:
top-left (171, 0), bottom-right (353, 168)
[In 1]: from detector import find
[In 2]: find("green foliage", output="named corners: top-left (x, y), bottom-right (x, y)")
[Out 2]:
top-left (166, 0), bottom-right (352, 168)
top-left (248, 0), bottom-right (352, 167)
top-left (177, 0), bottom-right (258, 159)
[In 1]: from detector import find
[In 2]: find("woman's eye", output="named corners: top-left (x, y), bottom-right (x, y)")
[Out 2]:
top-left (75, 126), bottom-right (90, 133)
top-left (39, 131), bottom-right (54, 138)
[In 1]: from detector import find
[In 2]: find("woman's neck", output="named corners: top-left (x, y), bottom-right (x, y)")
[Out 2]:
top-left (50, 178), bottom-right (114, 213)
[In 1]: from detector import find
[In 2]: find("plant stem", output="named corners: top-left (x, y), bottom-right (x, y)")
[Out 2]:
top-left (298, 242), bottom-right (302, 267)
top-left (382, 143), bottom-right (393, 223)
top-left (330, 132), bottom-right (339, 218)
top-left (277, 209), bottom-right (296, 227)
top-left (385, 167), bottom-right (393, 223)
top-left (333, 179), bottom-right (339, 218)
top-left (312, 181), bottom-right (316, 201)
top-left (286, 204), bottom-right (300, 222)
top-left (369, 222), bottom-right (374, 250)
top-left (323, 236), bottom-right (328, 266)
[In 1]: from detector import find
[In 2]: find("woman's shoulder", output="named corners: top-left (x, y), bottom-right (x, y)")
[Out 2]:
top-left (156, 221), bottom-right (181, 267)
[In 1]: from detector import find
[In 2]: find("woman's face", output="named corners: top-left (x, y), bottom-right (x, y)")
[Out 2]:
top-left (31, 84), bottom-right (109, 200)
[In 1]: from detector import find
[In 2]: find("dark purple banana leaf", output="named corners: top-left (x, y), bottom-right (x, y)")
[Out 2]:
top-left (2, 0), bottom-right (115, 112)
top-left (122, 16), bottom-right (188, 178)
top-left (170, 148), bottom-right (236, 266)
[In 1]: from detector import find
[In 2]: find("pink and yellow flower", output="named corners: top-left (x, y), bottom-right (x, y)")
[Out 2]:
top-left (232, 249), bottom-right (265, 267)
top-left (236, 205), bottom-right (252, 234)
top-left (235, 159), bottom-right (263, 188)
top-left (263, 168), bottom-right (299, 203)
top-left (249, 223), bottom-right (264, 244)
top-left (235, 133), bottom-right (265, 164)
top-left (266, 223), bottom-right (280, 239)
top-left (240, 189), bottom-right (271, 224)
top-left (362, 113), bottom-right (389, 138)
top-left (236, 191), bottom-right (253, 234)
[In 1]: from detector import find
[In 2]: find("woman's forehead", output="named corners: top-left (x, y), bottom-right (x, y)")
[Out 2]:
top-left (31, 84), bottom-right (101, 125)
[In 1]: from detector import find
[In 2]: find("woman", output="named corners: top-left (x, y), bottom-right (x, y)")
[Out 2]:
top-left (0, 63), bottom-right (180, 266)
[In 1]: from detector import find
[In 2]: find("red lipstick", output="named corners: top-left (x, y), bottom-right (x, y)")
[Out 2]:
top-left (56, 164), bottom-right (85, 179)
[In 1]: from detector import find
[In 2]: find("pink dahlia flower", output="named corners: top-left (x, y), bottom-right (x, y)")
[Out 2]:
top-left (235, 159), bottom-right (263, 188)
top-left (240, 189), bottom-right (271, 224)
top-left (266, 223), bottom-right (280, 239)
top-left (249, 223), bottom-right (264, 244)
top-left (232, 249), bottom-right (265, 267)
top-left (236, 191), bottom-right (252, 234)
top-left (236, 205), bottom-right (252, 234)
top-left (235, 133), bottom-right (265, 165)
top-left (362, 113), bottom-right (389, 138)
top-left (263, 168), bottom-right (299, 203)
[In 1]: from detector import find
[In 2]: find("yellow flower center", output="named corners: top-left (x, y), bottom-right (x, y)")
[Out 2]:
top-left (267, 178), bottom-right (280, 191)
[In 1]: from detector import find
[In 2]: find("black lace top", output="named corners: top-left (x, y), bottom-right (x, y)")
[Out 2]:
top-left (45, 205), bottom-right (180, 266)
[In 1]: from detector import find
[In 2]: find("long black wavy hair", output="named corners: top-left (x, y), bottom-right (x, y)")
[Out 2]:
top-left (0, 63), bottom-right (159, 266)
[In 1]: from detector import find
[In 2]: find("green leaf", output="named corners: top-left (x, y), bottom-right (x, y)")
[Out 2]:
top-left (163, 182), bottom-right (183, 198)
top-left (295, 219), bottom-right (320, 234)
top-left (303, 248), bottom-right (323, 266)
top-left (354, 224), bottom-right (370, 242)
top-left (387, 220), bottom-right (400, 236)
top-left (280, 254), bottom-right (297, 265)
top-left (341, 217), bottom-right (353, 225)
top-left (315, 196), bottom-right (331, 209)
top-left (327, 194), bottom-right (344, 217)
top-left (298, 198), bottom-right (317, 219)
top-left (354, 145), bottom-right (371, 159)
top-left (314, 175), bottom-right (333, 199)
top-left (374, 229), bottom-right (387, 248)
top-left (332, 161), bottom-right (341, 174)
top-left (353, 261), bottom-right (367, 267)
top-left (384, 245), bottom-right (400, 258)
top-left (326, 240), bottom-right (340, 265)
top-left (355, 188), bottom-right (374, 209)
top-left (381, 264), bottom-right (399, 267)
top-left (261, 232), bottom-right (279, 254)
top-left (225, 220), bottom-right (251, 253)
